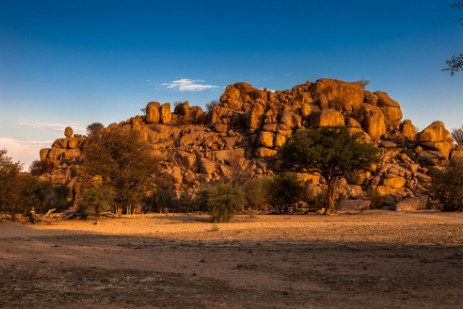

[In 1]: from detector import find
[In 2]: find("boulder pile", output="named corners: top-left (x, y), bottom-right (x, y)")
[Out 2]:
top-left (38, 78), bottom-right (458, 211)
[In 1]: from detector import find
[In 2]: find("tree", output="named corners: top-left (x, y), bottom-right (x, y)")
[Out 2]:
top-left (201, 182), bottom-right (245, 223)
top-left (444, 1), bottom-right (463, 75)
top-left (268, 174), bottom-right (303, 213)
top-left (430, 161), bottom-right (463, 211)
top-left (81, 129), bottom-right (159, 214)
top-left (451, 126), bottom-right (463, 145)
top-left (78, 185), bottom-right (115, 221)
top-left (280, 127), bottom-right (379, 214)
top-left (0, 149), bottom-right (22, 218)
top-left (86, 122), bottom-right (105, 137)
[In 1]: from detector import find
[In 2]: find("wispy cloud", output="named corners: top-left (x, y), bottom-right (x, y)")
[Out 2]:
top-left (0, 137), bottom-right (52, 170)
top-left (16, 121), bottom-right (85, 134)
top-left (161, 79), bottom-right (219, 92)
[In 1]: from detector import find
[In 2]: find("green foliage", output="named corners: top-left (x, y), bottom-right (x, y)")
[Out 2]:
top-left (86, 122), bottom-right (105, 137)
top-left (152, 177), bottom-right (177, 213)
top-left (280, 127), bottom-right (379, 213)
top-left (29, 159), bottom-right (52, 176)
top-left (444, 2), bottom-right (463, 75)
top-left (241, 177), bottom-right (271, 209)
top-left (268, 174), bottom-right (303, 212)
top-left (451, 126), bottom-right (463, 145)
top-left (430, 161), bottom-right (463, 211)
top-left (200, 183), bottom-right (245, 223)
top-left (0, 149), bottom-right (22, 215)
top-left (81, 129), bottom-right (159, 214)
top-left (78, 186), bottom-right (115, 218)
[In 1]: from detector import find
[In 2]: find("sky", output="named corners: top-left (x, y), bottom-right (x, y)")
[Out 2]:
top-left (1, 0), bottom-right (463, 169)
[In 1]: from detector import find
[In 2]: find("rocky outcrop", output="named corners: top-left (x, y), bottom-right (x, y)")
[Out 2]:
top-left (37, 78), bottom-right (459, 211)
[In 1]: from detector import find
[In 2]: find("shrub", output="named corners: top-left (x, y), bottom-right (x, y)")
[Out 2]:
top-left (268, 174), bottom-right (303, 213)
top-left (430, 161), bottom-right (463, 211)
top-left (202, 183), bottom-right (245, 223)
top-left (241, 177), bottom-right (271, 210)
top-left (78, 186), bottom-right (115, 219)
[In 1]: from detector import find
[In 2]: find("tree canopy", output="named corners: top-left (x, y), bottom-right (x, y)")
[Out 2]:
top-left (444, 1), bottom-right (463, 75)
top-left (280, 126), bottom-right (379, 214)
top-left (81, 129), bottom-right (159, 214)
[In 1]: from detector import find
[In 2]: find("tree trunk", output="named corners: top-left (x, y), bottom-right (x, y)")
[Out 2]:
top-left (325, 178), bottom-right (338, 215)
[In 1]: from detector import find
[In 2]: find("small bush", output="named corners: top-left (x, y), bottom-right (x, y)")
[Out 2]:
top-left (430, 161), bottom-right (463, 211)
top-left (201, 183), bottom-right (245, 223)
top-left (78, 186), bottom-right (114, 218)
top-left (268, 174), bottom-right (303, 213)
top-left (241, 177), bottom-right (271, 210)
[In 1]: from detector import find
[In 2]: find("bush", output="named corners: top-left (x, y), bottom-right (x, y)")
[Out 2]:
top-left (201, 183), bottom-right (245, 223)
top-left (241, 177), bottom-right (271, 210)
top-left (268, 174), bottom-right (303, 213)
top-left (78, 186), bottom-right (114, 218)
top-left (430, 161), bottom-right (463, 211)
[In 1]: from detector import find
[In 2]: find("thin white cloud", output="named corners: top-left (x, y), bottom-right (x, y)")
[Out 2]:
top-left (16, 121), bottom-right (85, 134)
top-left (161, 79), bottom-right (219, 92)
top-left (0, 137), bottom-right (52, 170)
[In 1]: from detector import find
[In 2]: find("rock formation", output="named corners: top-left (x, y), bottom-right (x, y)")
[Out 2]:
top-left (37, 78), bottom-right (457, 211)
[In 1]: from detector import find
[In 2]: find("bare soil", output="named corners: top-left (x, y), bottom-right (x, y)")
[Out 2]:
top-left (1, 210), bottom-right (463, 308)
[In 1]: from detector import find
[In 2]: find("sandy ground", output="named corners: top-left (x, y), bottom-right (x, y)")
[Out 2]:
top-left (1, 210), bottom-right (463, 308)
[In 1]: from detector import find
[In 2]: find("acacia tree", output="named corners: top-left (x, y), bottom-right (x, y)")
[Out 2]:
top-left (444, 1), bottom-right (463, 75)
top-left (81, 129), bottom-right (159, 214)
top-left (280, 126), bottom-right (379, 214)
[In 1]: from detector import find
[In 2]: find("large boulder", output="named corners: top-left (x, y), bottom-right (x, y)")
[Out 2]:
top-left (400, 119), bottom-right (416, 140)
top-left (64, 126), bottom-right (73, 138)
top-left (159, 103), bottom-right (172, 124)
top-left (417, 121), bottom-right (451, 143)
top-left (146, 101), bottom-right (161, 124)
top-left (221, 84), bottom-right (243, 109)
top-left (313, 79), bottom-right (364, 114)
top-left (393, 197), bottom-right (427, 211)
top-left (39, 148), bottom-right (50, 161)
top-left (417, 121), bottom-right (454, 158)
top-left (337, 199), bottom-right (371, 212)
top-left (247, 102), bottom-right (266, 131)
top-left (258, 131), bottom-right (274, 148)
top-left (309, 108), bottom-right (345, 127)
top-left (374, 91), bottom-right (403, 129)
top-left (358, 104), bottom-right (386, 141)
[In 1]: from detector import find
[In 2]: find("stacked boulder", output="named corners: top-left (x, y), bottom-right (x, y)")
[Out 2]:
top-left (38, 78), bottom-right (459, 211)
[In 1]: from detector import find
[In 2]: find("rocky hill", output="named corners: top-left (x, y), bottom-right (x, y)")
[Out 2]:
top-left (37, 78), bottom-right (463, 211)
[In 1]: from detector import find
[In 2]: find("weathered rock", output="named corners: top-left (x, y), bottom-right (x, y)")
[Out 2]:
top-left (313, 79), bottom-right (364, 114)
top-left (309, 108), bottom-right (344, 127)
top-left (258, 131), bottom-right (274, 148)
top-left (220, 85), bottom-right (243, 109)
top-left (274, 134), bottom-right (287, 147)
top-left (358, 104), bottom-right (386, 141)
top-left (39, 148), bottom-right (50, 161)
top-left (159, 103), bottom-right (172, 124)
top-left (247, 102), bottom-right (265, 130)
top-left (146, 101), bottom-right (161, 124)
top-left (337, 199), bottom-right (371, 212)
top-left (383, 176), bottom-right (406, 189)
top-left (64, 126), bottom-right (73, 138)
top-left (400, 119), bottom-right (416, 140)
top-left (254, 147), bottom-right (278, 158)
top-left (393, 197), bottom-right (427, 211)
top-left (375, 91), bottom-right (403, 129)
top-left (417, 121), bottom-right (451, 143)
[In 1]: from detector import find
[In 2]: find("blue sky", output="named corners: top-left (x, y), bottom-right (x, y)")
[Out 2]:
top-left (1, 0), bottom-right (463, 168)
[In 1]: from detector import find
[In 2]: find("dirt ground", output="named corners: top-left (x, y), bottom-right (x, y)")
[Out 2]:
top-left (1, 210), bottom-right (463, 309)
